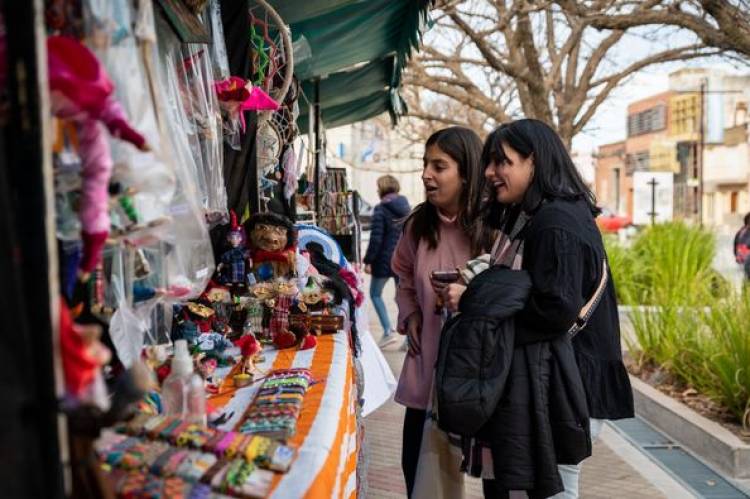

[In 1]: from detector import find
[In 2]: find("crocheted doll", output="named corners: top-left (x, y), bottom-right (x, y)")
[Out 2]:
top-left (48, 36), bottom-right (148, 275)
top-left (216, 211), bottom-right (252, 294)
top-left (245, 213), bottom-right (297, 280)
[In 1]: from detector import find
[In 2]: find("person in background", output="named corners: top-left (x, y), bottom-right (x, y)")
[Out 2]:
top-left (391, 127), bottom-right (495, 497)
top-left (733, 212), bottom-right (750, 279)
top-left (363, 175), bottom-right (411, 349)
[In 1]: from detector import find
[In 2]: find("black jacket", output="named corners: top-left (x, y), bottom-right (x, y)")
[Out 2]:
top-left (363, 194), bottom-right (410, 277)
top-left (437, 266), bottom-right (591, 498)
top-left (515, 199), bottom-right (634, 420)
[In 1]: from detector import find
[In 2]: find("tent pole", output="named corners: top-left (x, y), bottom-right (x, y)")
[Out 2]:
top-left (314, 78), bottom-right (321, 218)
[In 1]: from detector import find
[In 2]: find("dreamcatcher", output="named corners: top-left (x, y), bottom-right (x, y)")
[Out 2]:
top-left (249, 0), bottom-right (298, 211)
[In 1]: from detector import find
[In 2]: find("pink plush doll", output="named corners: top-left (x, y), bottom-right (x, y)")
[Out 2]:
top-left (214, 76), bottom-right (278, 132)
top-left (47, 36), bottom-right (148, 274)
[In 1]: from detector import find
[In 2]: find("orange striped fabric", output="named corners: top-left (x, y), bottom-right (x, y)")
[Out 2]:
top-left (207, 333), bottom-right (360, 498)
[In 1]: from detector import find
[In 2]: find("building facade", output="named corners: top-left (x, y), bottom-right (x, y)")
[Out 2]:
top-left (594, 141), bottom-right (628, 214)
top-left (594, 68), bottom-right (750, 229)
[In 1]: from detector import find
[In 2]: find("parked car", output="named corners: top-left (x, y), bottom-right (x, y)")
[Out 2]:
top-left (596, 206), bottom-right (631, 233)
top-left (357, 197), bottom-right (374, 231)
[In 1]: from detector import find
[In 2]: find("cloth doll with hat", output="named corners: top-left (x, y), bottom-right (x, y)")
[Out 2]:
top-left (245, 212), bottom-right (297, 280)
top-left (216, 210), bottom-right (252, 295)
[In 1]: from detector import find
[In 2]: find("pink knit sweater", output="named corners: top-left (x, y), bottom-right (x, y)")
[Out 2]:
top-left (391, 214), bottom-right (473, 409)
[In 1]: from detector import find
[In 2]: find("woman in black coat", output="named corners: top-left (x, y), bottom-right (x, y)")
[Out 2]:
top-left (441, 119), bottom-right (634, 498)
top-left (363, 175), bottom-right (411, 349)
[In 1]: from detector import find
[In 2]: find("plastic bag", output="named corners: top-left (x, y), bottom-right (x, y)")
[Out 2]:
top-left (82, 0), bottom-right (178, 230)
top-left (157, 14), bottom-right (227, 222)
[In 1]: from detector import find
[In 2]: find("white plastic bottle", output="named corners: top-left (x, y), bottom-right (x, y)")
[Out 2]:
top-left (161, 339), bottom-right (206, 425)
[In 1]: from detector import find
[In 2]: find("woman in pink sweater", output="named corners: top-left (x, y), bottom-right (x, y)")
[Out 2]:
top-left (391, 127), bottom-right (495, 497)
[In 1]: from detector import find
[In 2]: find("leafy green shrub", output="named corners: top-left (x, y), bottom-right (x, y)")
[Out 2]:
top-left (609, 223), bottom-right (748, 428)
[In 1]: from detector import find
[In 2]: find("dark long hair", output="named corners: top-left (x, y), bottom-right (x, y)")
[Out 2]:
top-left (481, 119), bottom-right (600, 227)
top-left (406, 126), bottom-right (495, 256)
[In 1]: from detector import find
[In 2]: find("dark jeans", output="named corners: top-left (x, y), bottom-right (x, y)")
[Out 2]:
top-left (401, 407), bottom-right (426, 498)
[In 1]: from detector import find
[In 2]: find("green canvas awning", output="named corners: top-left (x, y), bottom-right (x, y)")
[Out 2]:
top-left (296, 56), bottom-right (396, 129)
top-left (268, 0), bottom-right (364, 25)
top-left (298, 89), bottom-right (406, 132)
top-left (270, 0), bottom-right (431, 128)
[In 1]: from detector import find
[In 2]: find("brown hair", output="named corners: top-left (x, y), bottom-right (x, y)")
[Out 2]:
top-left (377, 175), bottom-right (400, 198)
top-left (405, 126), bottom-right (495, 257)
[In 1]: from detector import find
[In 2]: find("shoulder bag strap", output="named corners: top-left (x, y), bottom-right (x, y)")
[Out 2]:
top-left (567, 260), bottom-right (609, 338)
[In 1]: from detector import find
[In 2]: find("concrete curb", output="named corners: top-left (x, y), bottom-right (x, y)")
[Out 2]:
top-left (630, 375), bottom-right (750, 479)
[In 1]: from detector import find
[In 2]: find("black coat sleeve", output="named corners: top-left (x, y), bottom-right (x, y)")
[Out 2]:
top-left (517, 227), bottom-right (586, 343)
top-left (364, 206), bottom-right (386, 264)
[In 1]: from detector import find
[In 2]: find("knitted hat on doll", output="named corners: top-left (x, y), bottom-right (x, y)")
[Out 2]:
top-left (227, 210), bottom-right (245, 246)
top-left (47, 36), bottom-right (114, 114)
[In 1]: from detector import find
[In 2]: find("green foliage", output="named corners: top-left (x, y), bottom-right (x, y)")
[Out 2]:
top-left (608, 223), bottom-right (749, 428)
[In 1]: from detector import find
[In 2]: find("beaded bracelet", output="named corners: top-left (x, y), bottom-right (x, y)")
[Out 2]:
top-left (163, 449), bottom-right (189, 476)
top-left (204, 430), bottom-right (227, 453)
top-left (148, 416), bottom-right (177, 439)
top-left (159, 418), bottom-right (184, 441)
top-left (150, 447), bottom-right (178, 476)
top-left (200, 459), bottom-right (226, 486)
top-left (163, 475), bottom-right (189, 499)
top-left (142, 415), bottom-right (167, 435)
top-left (214, 431), bottom-right (238, 457)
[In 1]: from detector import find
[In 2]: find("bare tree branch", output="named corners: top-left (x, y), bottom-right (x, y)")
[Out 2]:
top-left (402, 0), bottom-right (730, 146)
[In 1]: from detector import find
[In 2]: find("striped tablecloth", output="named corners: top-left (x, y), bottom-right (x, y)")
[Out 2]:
top-left (207, 331), bottom-right (359, 498)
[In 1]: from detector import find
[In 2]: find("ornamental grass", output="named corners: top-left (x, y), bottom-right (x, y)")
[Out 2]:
top-left (607, 222), bottom-right (749, 429)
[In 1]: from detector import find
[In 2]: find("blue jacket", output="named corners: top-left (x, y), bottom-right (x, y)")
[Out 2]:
top-left (364, 194), bottom-right (411, 277)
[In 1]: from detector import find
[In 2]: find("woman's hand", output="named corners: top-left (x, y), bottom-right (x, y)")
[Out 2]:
top-left (399, 311), bottom-right (422, 357)
top-left (429, 273), bottom-right (448, 296)
top-left (364, 264), bottom-right (372, 274)
top-left (442, 283), bottom-right (467, 313)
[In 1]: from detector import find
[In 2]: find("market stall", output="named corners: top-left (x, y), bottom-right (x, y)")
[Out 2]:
top-left (0, 0), bottom-right (431, 497)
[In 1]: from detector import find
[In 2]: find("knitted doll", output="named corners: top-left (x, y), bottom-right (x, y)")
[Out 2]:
top-left (48, 35), bottom-right (148, 275)
top-left (216, 211), bottom-right (251, 294)
top-left (245, 213), bottom-right (297, 280)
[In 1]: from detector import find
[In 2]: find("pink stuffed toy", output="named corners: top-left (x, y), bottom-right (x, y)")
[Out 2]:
top-left (47, 36), bottom-right (148, 273)
top-left (214, 76), bottom-right (278, 132)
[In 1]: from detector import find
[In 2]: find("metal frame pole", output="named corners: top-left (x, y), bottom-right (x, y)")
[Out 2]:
top-left (314, 78), bottom-right (321, 217)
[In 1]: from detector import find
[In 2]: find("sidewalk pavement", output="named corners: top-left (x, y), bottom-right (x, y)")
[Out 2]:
top-left (361, 275), bottom-right (674, 499)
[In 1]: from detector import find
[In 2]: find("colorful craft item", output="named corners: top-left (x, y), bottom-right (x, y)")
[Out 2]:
top-left (59, 297), bottom-right (111, 398)
top-left (298, 332), bottom-right (317, 351)
top-left (234, 369), bottom-right (313, 440)
top-left (234, 333), bottom-right (262, 376)
top-left (216, 211), bottom-right (252, 293)
top-left (214, 76), bottom-right (278, 132)
top-left (272, 329), bottom-right (296, 350)
top-left (47, 35), bottom-right (148, 273)
top-left (109, 415), bottom-right (296, 474)
top-left (246, 213), bottom-right (297, 280)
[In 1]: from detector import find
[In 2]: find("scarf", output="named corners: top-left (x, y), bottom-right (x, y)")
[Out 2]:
top-left (451, 209), bottom-right (533, 479)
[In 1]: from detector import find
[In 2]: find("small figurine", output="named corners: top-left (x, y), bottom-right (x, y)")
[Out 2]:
top-left (300, 277), bottom-right (324, 311)
top-left (197, 355), bottom-right (219, 393)
top-left (196, 332), bottom-right (233, 354)
top-left (243, 297), bottom-right (264, 336)
top-left (250, 282), bottom-right (277, 342)
top-left (246, 213), bottom-right (297, 280)
top-left (269, 279), bottom-right (297, 344)
top-left (234, 333), bottom-right (262, 377)
top-left (216, 211), bottom-right (252, 295)
top-left (185, 302), bottom-right (216, 333)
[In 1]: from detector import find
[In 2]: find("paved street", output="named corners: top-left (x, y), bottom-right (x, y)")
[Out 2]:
top-left (360, 275), bottom-right (679, 499)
